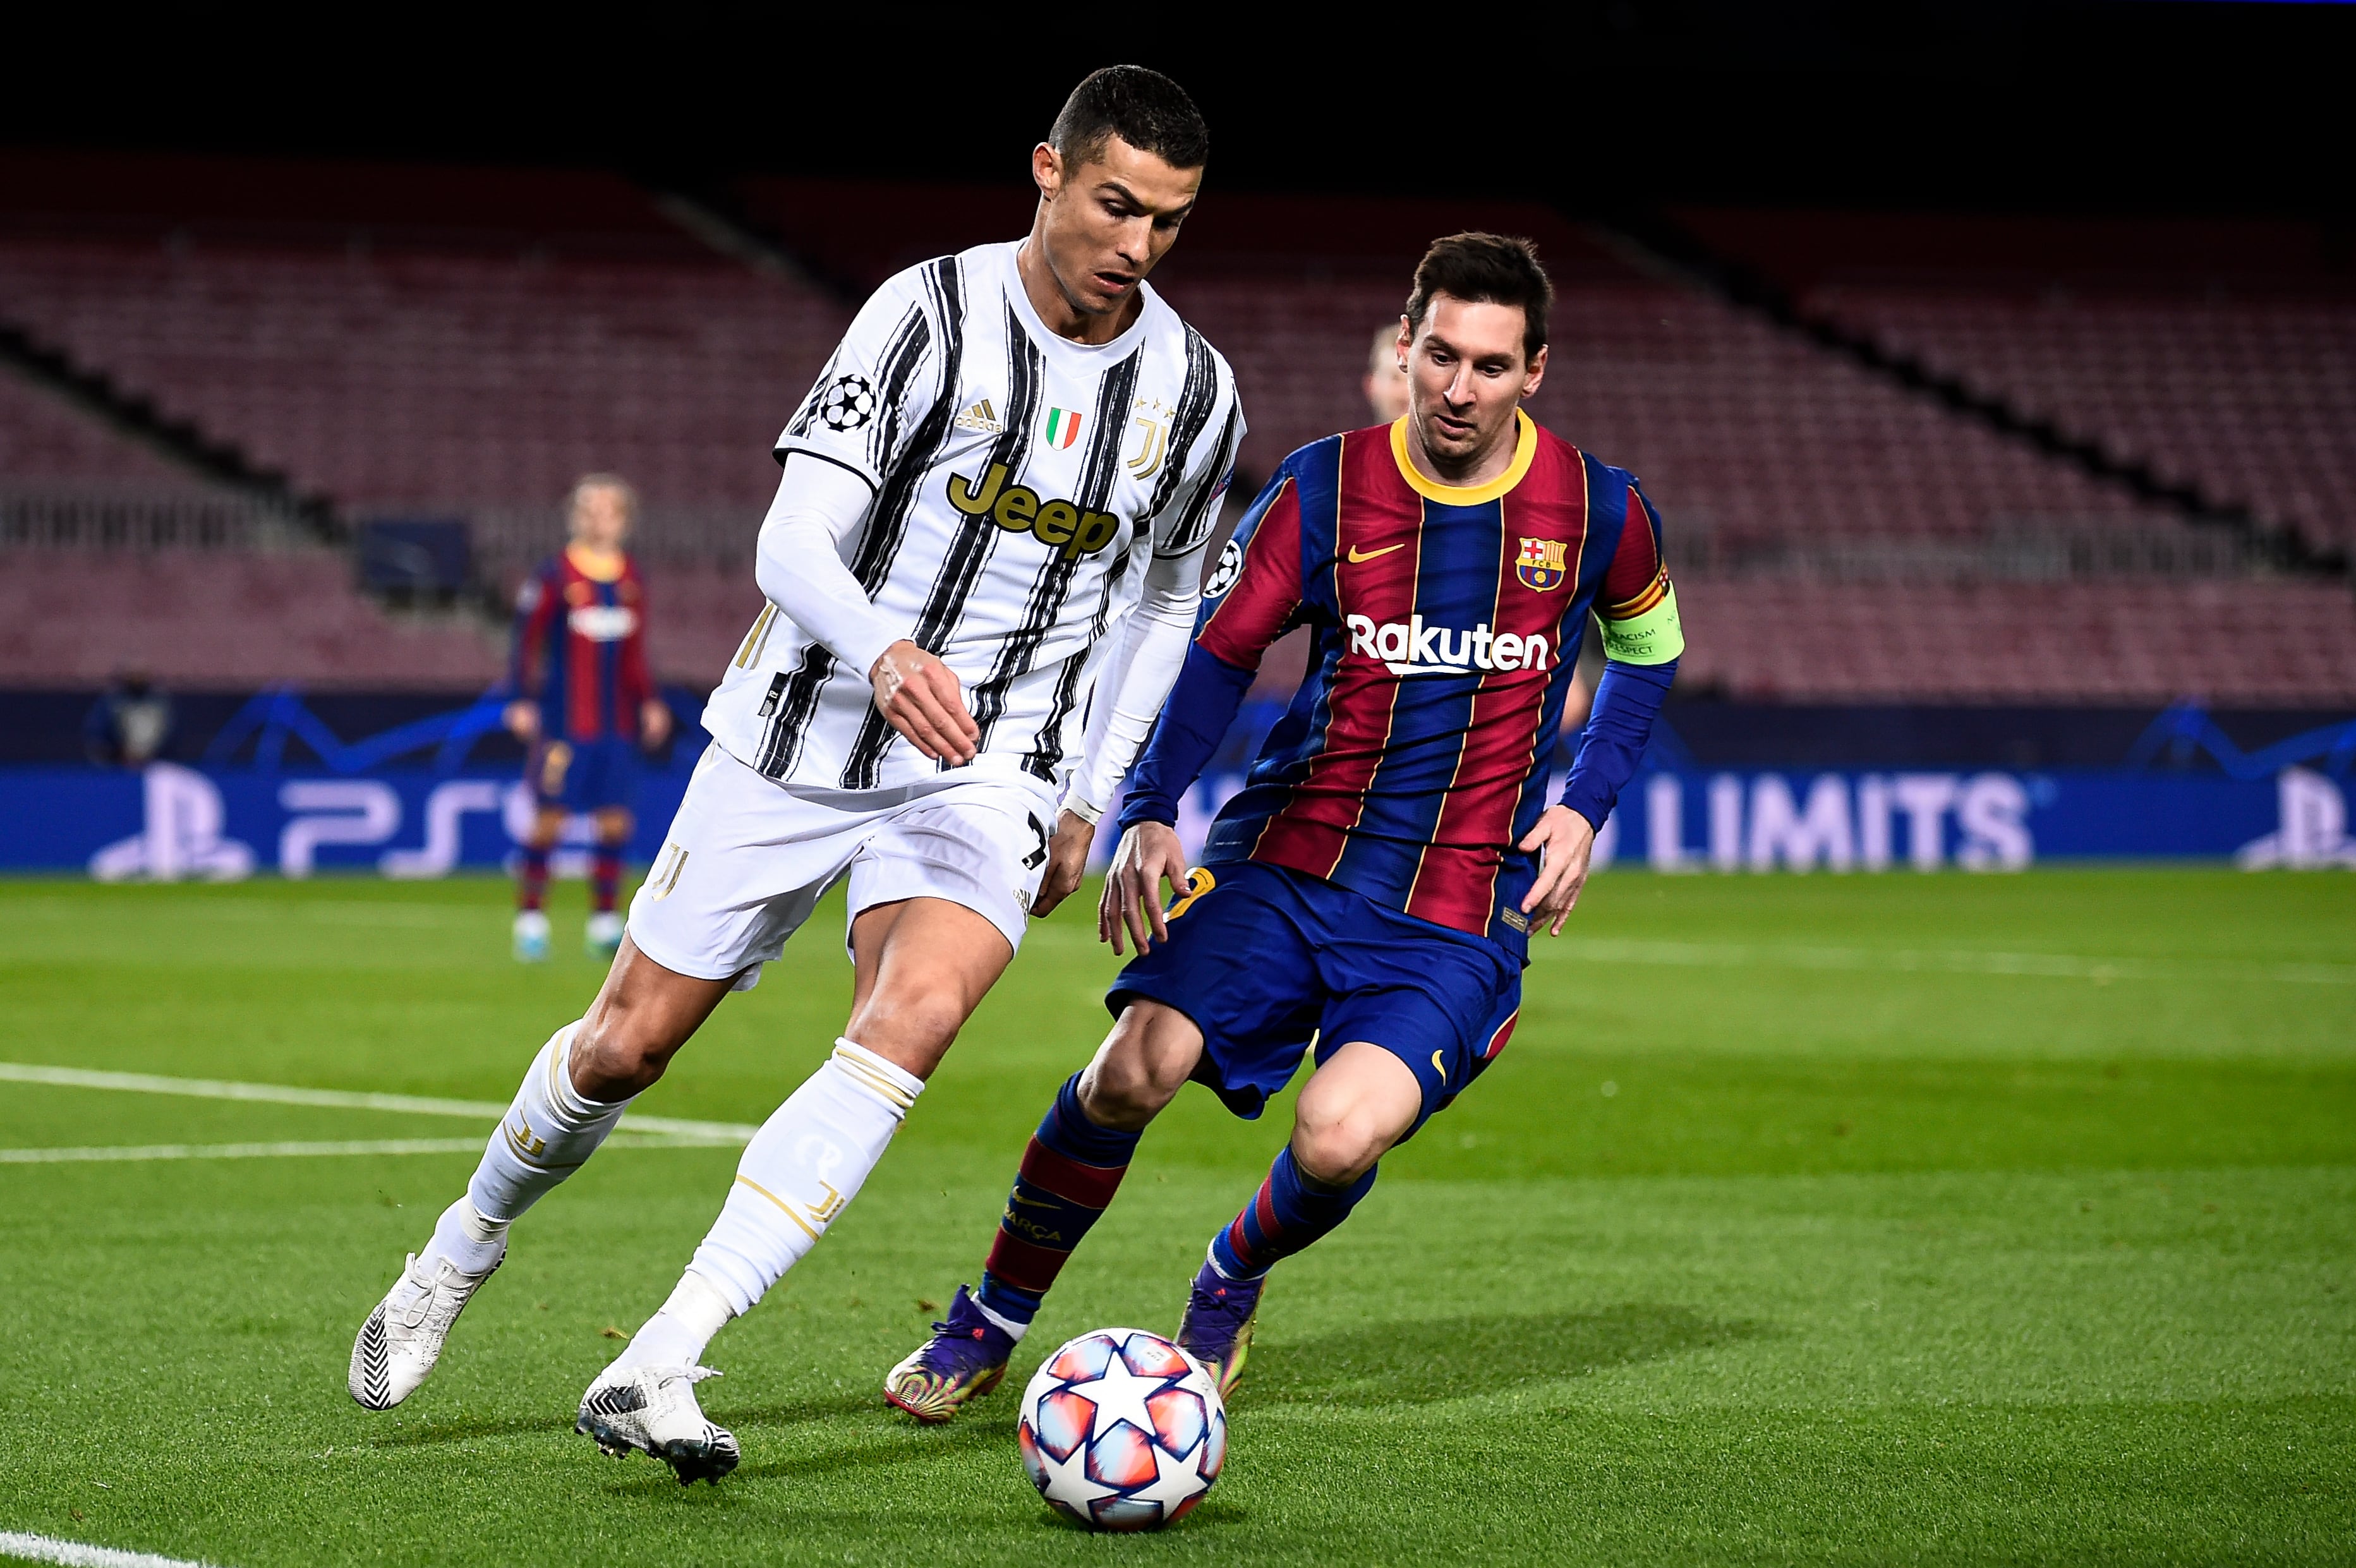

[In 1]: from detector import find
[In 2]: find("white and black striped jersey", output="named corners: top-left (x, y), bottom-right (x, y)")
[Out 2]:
top-left (705, 240), bottom-right (1244, 796)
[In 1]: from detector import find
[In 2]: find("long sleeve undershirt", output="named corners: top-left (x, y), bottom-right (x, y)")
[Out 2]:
top-left (752, 454), bottom-right (908, 680)
top-left (1559, 654), bottom-right (1679, 833)
top-left (1062, 550), bottom-right (1201, 820)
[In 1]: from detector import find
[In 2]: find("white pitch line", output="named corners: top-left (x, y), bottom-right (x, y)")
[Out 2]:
top-left (0, 1132), bottom-right (718, 1165)
top-left (0, 1531), bottom-right (220, 1568)
top-left (0, 1063), bottom-right (757, 1142)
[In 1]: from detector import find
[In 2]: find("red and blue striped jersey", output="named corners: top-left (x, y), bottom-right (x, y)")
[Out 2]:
top-left (509, 548), bottom-right (656, 742)
top-left (1137, 413), bottom-right (1669, 958)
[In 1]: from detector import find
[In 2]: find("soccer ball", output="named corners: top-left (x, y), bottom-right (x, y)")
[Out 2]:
top-left (1017, 1327), bottom-right (1227, 1531)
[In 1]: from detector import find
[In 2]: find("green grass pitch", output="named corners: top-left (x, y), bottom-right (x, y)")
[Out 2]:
top-left (1, 868), bottom-right (2350, 1565)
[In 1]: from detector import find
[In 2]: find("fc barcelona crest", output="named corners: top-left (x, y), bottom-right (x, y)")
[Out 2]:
top-left (1516, 537), bottom-right (1568, 591)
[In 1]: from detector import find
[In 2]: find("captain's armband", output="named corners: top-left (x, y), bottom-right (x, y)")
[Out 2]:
top-left (1598, 580), bottom-right (1684, 665)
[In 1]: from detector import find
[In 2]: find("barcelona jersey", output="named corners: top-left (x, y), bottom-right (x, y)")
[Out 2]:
top-left (1128, 412), bottom-right (1673, 962)
top-left (509, 548), bottom-right (656, 744)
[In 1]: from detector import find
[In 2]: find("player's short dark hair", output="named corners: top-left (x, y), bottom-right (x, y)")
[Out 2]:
top-left (1049, 66), bottom-right (1209, 172)
top-left (1404, 233), bottom-right (1553, 364)
top-left (569, 472), bottom-right (637, 522)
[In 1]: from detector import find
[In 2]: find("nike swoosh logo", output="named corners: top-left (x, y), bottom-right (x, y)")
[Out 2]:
top-left (1346, 542), bottom-right (1408, 564)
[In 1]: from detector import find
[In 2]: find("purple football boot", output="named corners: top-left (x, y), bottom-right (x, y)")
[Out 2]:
top-left (883, 1284), bottom-right (1015, 1424)
top-left (1175, 1258), bottom-right (1264, 1401)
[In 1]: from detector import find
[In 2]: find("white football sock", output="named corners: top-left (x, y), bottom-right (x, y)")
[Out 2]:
top-left (458, 1022), bottom-right (634, 1226)
top-left (684, 1039), bottom-right (923, 1317)
top-left (612, 1272), bottom-right (737, 1373)
top-left (425, 1197), bottom-right (509, 1276)
top-left (972, 1296), bottom-right (1030, 1342)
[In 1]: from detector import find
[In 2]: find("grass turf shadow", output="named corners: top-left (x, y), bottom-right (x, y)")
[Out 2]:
top-left (1241, 1304), bottom-right (1763, 1408)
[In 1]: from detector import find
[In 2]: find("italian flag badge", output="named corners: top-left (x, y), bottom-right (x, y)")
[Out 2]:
top-left (1042, 406), bottom-right (1084, 450)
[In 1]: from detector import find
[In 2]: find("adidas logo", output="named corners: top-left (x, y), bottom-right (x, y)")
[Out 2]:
top-left (953, 399), bottom-right (1005, 434)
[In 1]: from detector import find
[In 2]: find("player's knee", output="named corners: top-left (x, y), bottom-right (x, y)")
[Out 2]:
top-left (1291, 1105), bottom-right (1386, 1187)
top-left (1077, 1051), bottom-right (1181, 1130)
top-left (843, 991), bottom-right (964, 1081)
top-left (571, 1012), bottom-right (674, 1100)
top-left (1078, 1009), bottom-right (1195, 1130)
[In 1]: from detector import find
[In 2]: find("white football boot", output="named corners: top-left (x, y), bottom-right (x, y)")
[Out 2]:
top-left (584, 910), bottom-right (624, 958)
top-left (512, 909), bottom-right (551, 963)
top-left (576, 1363), bottom-right (740, 1485)
top-left (349, 1247), bottom-right (504, 1410)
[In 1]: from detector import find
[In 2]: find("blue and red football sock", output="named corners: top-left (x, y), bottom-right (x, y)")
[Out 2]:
top-left (517, 846), bottom-right (550, 912)
top-left (977, 1073), bottom-right (1139, 1330)
top-left (591, 847), bottom-right (623, 914)
top-left (1209, 1145), bottom-right (1377, 1281)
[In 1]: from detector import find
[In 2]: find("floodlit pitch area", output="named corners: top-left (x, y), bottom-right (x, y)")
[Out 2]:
top-left (1, 871), bottom-right (2350, 1565)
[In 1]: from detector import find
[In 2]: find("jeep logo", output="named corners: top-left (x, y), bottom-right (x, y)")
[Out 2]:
top-left (946, 462), bottom-right (1122, 562)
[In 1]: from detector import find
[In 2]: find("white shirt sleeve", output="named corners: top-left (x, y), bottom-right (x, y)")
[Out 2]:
top-left (775, 263), bottom-right (948, 490)
top-left (1061, 548), bottom-right (1200, 822)
top-left (753, 455), bottom-right (910, 680)
top-left (1151, 373), bottom-right (1246, 560)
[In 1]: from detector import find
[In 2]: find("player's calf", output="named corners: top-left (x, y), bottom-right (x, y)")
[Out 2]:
top-left (886, 1068), bottom-right (1146, 1421)
top-left (1180, 1147), bottom-right (1381, 1402)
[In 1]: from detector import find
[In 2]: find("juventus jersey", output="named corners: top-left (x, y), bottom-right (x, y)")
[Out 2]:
top-left (705, 241), bottom-right (1244, 796)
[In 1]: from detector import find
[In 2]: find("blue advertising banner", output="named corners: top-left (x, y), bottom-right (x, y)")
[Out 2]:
top-left (1, 762), bottom-right (698, 880)
top-left (8, 687), bottom-right (2352, 877)
top-left (6, 755), bottom-right (2352, 877)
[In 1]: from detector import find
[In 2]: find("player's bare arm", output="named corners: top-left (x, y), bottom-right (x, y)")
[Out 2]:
top-left (638, 696), bottom-right (673, 749)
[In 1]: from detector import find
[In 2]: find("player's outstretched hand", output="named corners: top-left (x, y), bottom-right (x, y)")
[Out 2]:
top-left (503, 699), bottom-right (541, 745)
top-left (1518, 804), bottom-right (1598, 936)
top-left (1101, 820), bottom-right (1187, 956)
top-left (1032, 809), bottom-right (1096, 917)
top-left (869, 639), bottom-right (979, 765)
top-left (639, 697), bottom-right (674, 751)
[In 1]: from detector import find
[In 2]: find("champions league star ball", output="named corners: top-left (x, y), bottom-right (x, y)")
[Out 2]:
top-left (1017, 1328), bottom-right (1228, 1531)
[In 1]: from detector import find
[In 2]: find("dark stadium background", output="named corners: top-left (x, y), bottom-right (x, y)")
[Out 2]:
top-left (4, 0), bottom-right (2352, 872)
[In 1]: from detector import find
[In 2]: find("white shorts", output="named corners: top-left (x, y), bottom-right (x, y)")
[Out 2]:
top-left (627, 743), bottom-right (1058, 990)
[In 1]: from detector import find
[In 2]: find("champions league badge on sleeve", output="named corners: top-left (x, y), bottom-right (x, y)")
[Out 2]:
top-left (818, 374), bottom-right (878, 431)
top-left (1204, 538), bottom-right (1244, 599)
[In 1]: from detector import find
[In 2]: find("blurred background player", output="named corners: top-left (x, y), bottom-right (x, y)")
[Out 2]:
top-left (504, 474), bottom-right (672, 961)
top-left (83, 670), bottom-right (174, 768)
top-left (890, 234), bottom-right (1682, 1419)
top-left (1364, 321), bottom-right (1410, 423)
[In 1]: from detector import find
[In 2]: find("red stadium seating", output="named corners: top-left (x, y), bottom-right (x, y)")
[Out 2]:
top-left (0, 238), bottom-right (847, 516)
top-left (1803, 288), bottom-right (2356, 553)
top-left (1670, 208), bottom-right (2356, 554)
top-left (0, 371), bottom-right (202, 488)
top-left (0, 548), bottom-right (502, 687)
top-left (1, 165), bottom-right (2347, 705)
top-left (0, 543), bottom-right (759, 690)
top-left (1678, 576), bottom-right (2356, 705)
top-left (1155, 274), bottom-right (2175, 541)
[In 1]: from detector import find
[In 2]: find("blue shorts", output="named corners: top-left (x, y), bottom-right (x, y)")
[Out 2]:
top-left (1109, 860), bottom-right (1521, 1135)
top-left (528, 737), bottom-right (639, 814)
